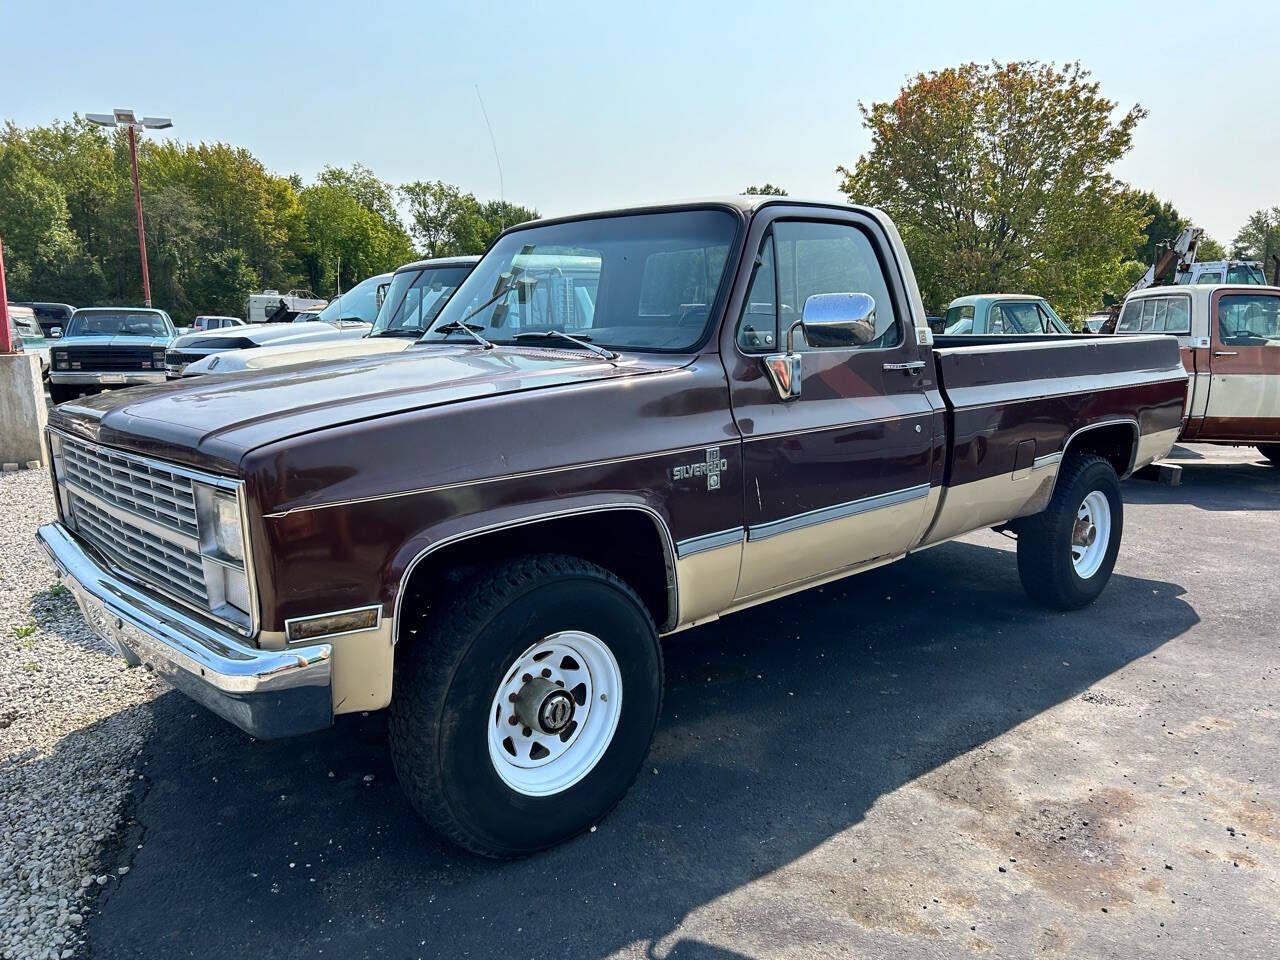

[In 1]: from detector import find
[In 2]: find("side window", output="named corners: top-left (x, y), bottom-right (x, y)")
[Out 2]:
top-left (1219, 294), bottom-right (1280, 345)
top-left (1163, 297), bottom-right (1190, 333)
top-left (1116, 300), bottom-right (1142, 333)
top-left (773, 220), bottom-right (899, 350)
top-left (737, 234), bottom-right (778, 351)
top-left (1036, 303), bottom-right (1059, 332)
top-left (988, 305), bottom-right (1005, 334)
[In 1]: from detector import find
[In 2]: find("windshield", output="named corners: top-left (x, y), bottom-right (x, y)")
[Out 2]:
top-left (1226, 264), bottom-right (1267, 285)
top-left (317, 274), bottom-right (386, 324)
top-left (66, 311), bottom-right (171, 337)
top-left (424, 210), bottom-right (737, 352)
top-left (372, 265), bottom-right (474, 336)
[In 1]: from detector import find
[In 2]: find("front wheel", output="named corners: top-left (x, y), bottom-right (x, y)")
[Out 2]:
top-left (1258, 444), bottom-right (1280, 466)
top-left (1017, 455), bottom-right (1123, 610)
top-left (389, 554), bottom-right (663, 858)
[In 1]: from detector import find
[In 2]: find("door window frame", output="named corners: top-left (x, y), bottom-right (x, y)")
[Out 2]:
top-left (1212, 288), bottom-right (1280, 347)
top-left (728, 206), bottom-right (914, 358)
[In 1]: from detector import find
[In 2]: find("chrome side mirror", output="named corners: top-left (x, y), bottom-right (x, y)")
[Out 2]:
top-left (50, 326), bottom-right (63, 338)
top-left (800, 292), bottom-right (879, 346)
top-left (762, 292), bottom-right (878, 401)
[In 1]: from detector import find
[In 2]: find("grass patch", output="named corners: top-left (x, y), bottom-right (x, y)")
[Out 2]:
top-left (12, 624), bottom-right (37, 639)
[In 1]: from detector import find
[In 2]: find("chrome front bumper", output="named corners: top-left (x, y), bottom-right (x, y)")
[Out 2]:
top-left (48, 372), bottom-right (168, 386)
top-left (37, 522), bottom-right (333, 739)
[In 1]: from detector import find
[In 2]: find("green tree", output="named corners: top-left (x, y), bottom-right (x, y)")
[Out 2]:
top-left (401, 181), bottom-right (537, 257)
top-left (743, 184), bottom-right (789, 196)
top-left (317, 163), bottom-right (401, 224)
top-left (1126, 190), bottom-right (1185, 267)
top-left (838, 61), bottom-right (1147, 316)
top-left (1196, 234), bottom-right (1228, 261)
top-left (298, 182), bottom-right (414, 295)
top-left (0, 117), bottom-right (527, 319)
top-left (1233, 207), bottom-right (1280, 272)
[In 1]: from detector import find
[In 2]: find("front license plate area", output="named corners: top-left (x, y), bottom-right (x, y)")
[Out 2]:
top-left (99, 375), bottom-right (126, 384)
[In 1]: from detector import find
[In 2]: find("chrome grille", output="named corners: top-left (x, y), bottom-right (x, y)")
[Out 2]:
top-left (166, 350), bottom-right (209, 366)
top-left (61, 437), bottom-right (199, 537)
top-left (66, 347), bottom-right (154, 371)
top-left (69, 494), bottom-right (210, 608)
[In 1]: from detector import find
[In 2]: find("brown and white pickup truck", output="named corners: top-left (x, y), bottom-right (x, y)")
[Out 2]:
top-left (1113, 284), bottom-right (1280, 462)
top-left (38, 197), bottom-right (1187, 856)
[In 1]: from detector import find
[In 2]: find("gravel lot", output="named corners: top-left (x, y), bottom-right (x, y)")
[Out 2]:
top-left (2, 446), bottom-right (1278, 960)
top-left (0, 470), bottom-right (158, 960)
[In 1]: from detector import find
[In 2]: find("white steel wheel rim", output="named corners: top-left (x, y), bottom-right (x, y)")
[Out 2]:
top-left (487, 630), bottom-right (623, 797)
top-left (1071, 490), bottom-right (1111, 579)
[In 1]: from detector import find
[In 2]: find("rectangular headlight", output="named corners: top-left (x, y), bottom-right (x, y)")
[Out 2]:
top-left (194, 482), bottom-right (250, 623)
top-left (195, 484), bottom-right (245, 564)
top-left (196, 488), bottom-right (244, 563)
top-left (153, 349), bottom-right (167, 364)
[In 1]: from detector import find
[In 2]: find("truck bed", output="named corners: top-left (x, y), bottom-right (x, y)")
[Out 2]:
top-left (918, 333), bottom-right (1188, 544)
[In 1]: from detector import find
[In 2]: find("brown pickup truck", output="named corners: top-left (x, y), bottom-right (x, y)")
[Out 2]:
top-left (38, 197), bottom-right (1187, 856)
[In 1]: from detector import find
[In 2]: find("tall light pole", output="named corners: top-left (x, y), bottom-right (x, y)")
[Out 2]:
top-left (86, 109), bottom-right (172, 308)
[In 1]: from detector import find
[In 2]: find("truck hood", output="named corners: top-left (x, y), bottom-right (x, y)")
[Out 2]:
top-left (49, 345), bottom-right (687, 473)
top-left (172, 321), bottom-right (371, 351)
top-left (187, 334), bottom-right (411, 374)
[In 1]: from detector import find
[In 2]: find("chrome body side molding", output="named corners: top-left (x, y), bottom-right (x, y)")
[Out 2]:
top-left (675, 527), bottom-right (745, 559)
top-left (746, 484), bottom-right (931, 541)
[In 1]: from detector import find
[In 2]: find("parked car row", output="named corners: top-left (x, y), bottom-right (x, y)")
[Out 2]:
top-left (179, 257), bottom-right (479, 375)
top-left (37, 196), bottom-right (1188, 858)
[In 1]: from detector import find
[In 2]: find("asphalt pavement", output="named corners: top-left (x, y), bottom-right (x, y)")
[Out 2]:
top-left (85, 445), bottom-right (1279, 959)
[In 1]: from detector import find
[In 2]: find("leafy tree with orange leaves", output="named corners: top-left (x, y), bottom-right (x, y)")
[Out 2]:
top-left (838, 61), bottom-right (1148, 317)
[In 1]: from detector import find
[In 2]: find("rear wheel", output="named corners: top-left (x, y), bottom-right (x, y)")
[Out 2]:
top-left (1258, 444), bottom-right (1280, 466)
top-left (1017, 455), bottom-right (1123, 610)
top-left (48, 384), bottom-right (79, 405)
top-left (389, 554), bottom-right (663, 858)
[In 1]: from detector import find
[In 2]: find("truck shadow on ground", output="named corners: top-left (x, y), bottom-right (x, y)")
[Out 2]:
top-left (1125, 457), bottom-right (1280, 511)
top-left (86, 538), bottom-right (1197, 960)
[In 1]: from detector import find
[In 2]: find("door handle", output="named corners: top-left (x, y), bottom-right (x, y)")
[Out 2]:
top-left (883, 360), bottom-right (925, 373)
top-left (1213, 351), bottom-right (1238, 358)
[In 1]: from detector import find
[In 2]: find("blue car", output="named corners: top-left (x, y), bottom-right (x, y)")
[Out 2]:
top-left (48, 307), bottom-right (177, 404)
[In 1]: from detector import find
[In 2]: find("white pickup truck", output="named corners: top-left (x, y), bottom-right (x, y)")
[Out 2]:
top-left (1114, 283), bottom-right (1280, 462)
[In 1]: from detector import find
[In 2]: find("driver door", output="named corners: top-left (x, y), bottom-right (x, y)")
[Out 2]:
top-left (1204, 289), bottom-right (1280, 440)
top-left (726, 213), bottom-right (937, 601)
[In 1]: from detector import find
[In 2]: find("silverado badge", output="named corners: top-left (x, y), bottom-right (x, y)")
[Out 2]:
top-left (672, 447), bottom-right (729, 490)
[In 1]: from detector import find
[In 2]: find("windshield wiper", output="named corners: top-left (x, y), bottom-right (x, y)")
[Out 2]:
top-left (432, 319), bottom-right (494, 350)
top-left (512, 330), bottom-right (619, 361)
top-left (419, 271), bottom-right (538, 345)
top-left (370, 328), bottom-right (423, 338)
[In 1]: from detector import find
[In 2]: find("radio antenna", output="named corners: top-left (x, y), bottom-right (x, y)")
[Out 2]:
top-left (474, 84), bottom-right (506, 229)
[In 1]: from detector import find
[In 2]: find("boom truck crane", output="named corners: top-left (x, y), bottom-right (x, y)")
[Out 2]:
top-left (1101, 226), bottom-right (1268, 331)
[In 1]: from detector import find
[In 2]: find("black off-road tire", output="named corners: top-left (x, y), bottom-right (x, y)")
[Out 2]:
top-left (1017, 455), bottom-right (1123, 610)
top-left (48, 384), bottom-right (79, 405)
top-left (388, 554), bottom-right (663, 858)
top-left (1258, 444), bottom-right (1280, 466)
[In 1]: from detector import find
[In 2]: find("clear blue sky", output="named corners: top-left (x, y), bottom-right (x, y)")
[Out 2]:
top-left (7, 0), bottom-right (1278, 243)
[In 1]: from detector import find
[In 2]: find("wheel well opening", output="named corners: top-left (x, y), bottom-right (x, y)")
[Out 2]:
top-left (397, 510), bottom-right (674, 640)
top-left (1064, 423), bottom-right (1136, 477)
